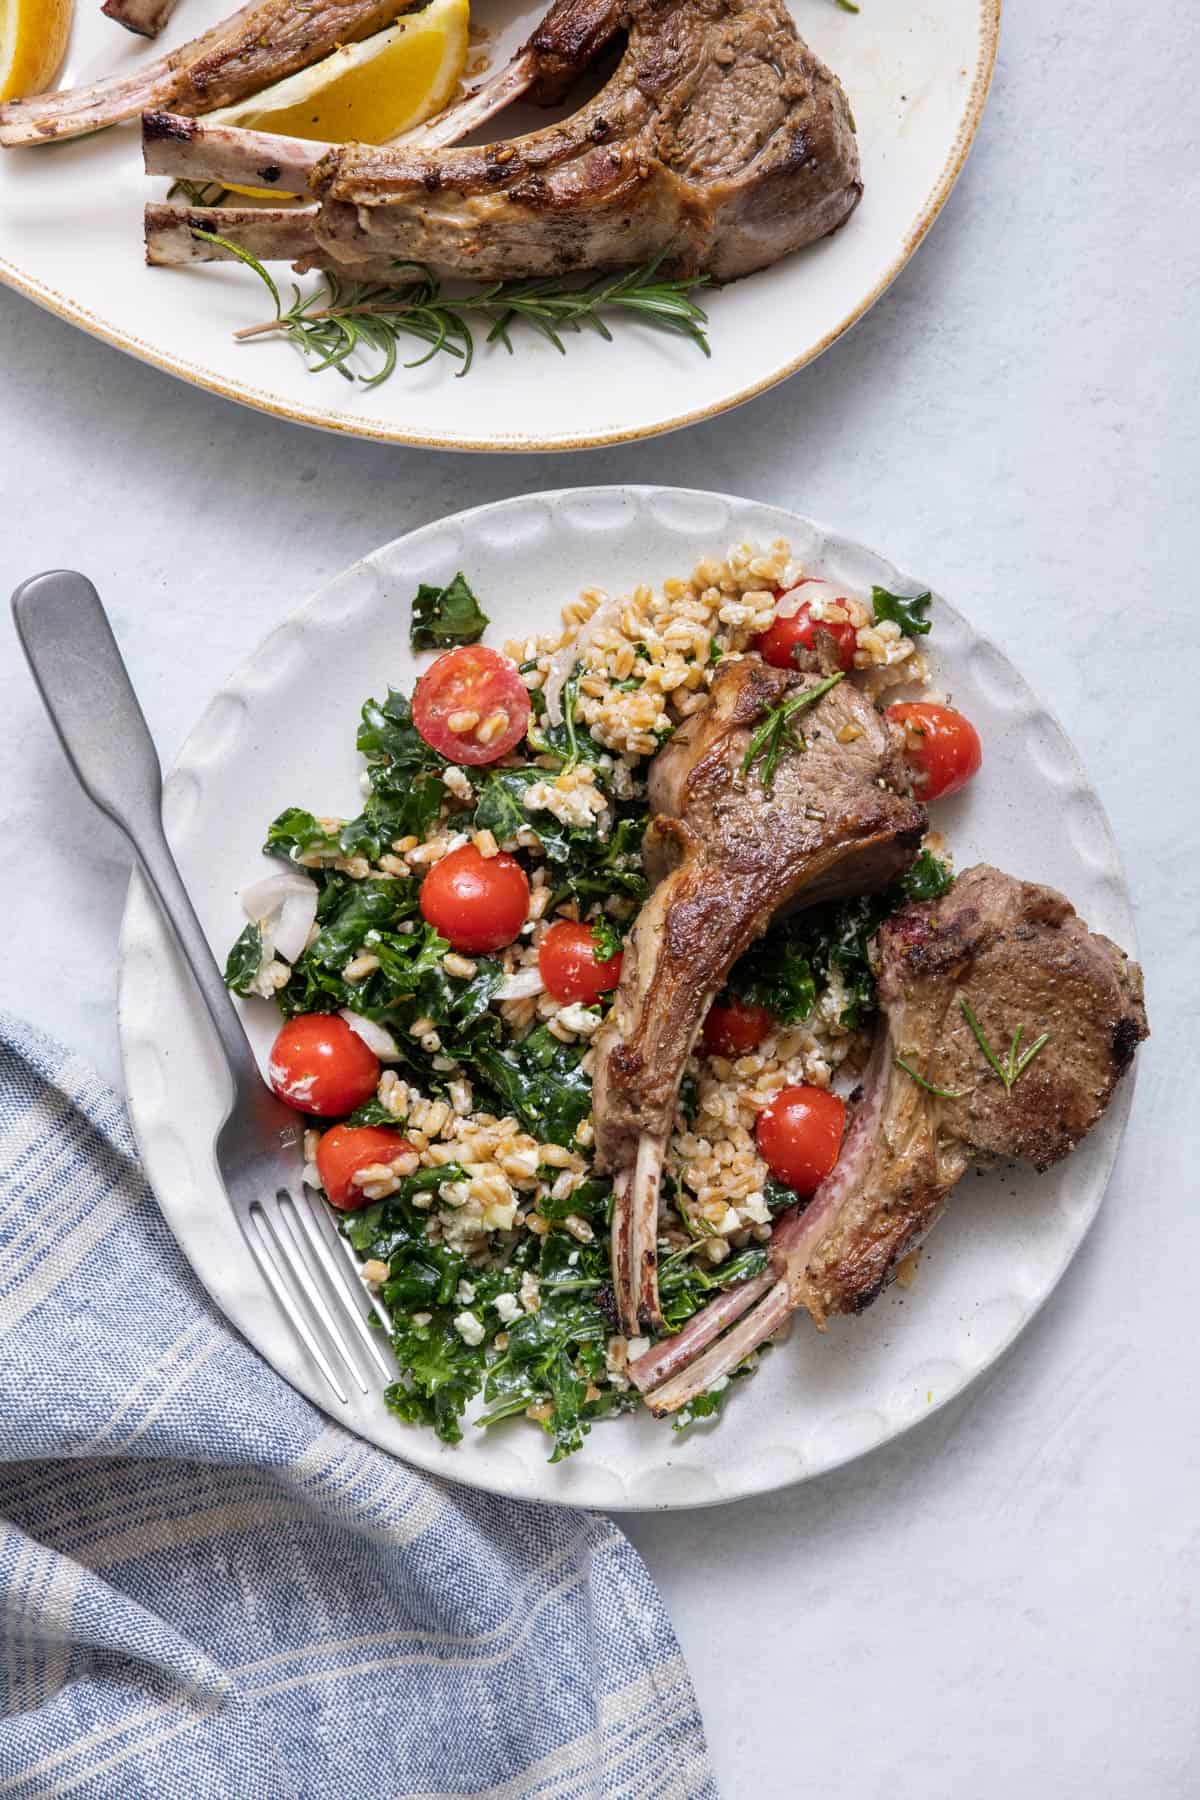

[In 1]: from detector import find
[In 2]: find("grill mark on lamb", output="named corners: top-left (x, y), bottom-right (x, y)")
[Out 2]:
top-left (630, 864), bottom-right (1148, 1410)
top-left (592, 656), bottom-right (926, 1334)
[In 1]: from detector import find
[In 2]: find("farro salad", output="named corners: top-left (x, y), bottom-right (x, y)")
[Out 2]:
top-left (226, 543), bottom-right (974, 1460)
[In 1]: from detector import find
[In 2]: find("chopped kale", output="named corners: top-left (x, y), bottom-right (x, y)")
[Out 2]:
top-left (409, 572), bottom-right (489, 650)
top-left (224, 921), bottom-right (263, 995)
top-left (899, 848), bottom-right (954, 902)
top-left (590, 917), bottom-right (623, 962)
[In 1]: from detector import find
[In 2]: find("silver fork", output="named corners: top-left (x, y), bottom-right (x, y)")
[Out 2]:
top-left (13, 570), bottom-right (396, 1410)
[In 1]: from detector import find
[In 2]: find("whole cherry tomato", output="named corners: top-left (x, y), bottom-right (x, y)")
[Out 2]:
top-left (756, 1085), bottom-right (846, 1197)
top-left (419, 843), bottom-right (530, 953)
top-left (702, 996), bottom-right (773, 1057)
top-left (887, 701), bottom-right (982, 800)
top-left (316, 1123), bottom-right (416, 1210)
top-left (412, 645), bottom-right (531, 766)
top-left (267, 1014), bottom-right (380, 1117)
top-left (538, 919), bottom-right (624, 1004)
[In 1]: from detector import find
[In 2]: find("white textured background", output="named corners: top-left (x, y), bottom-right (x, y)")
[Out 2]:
top-left (2, 2), bottom-right (1198, 1794)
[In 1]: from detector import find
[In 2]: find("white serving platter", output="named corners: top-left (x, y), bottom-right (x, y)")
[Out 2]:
top-left (0, 1), bottom-right (999, 450)
top-left (118, 485), bottom-right (1137, 1509)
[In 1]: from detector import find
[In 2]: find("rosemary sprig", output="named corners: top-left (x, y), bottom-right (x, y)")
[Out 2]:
top-left (169, 177), bottom-right (229, 208)
top-left (191, 231), bottom-right (712, 386)
top-left (959, 998), bottom-right (1050, 1095)
top-left (894, 1055), bottom-right (967, 1099)
top-left (740, 673), bottom-right (844, 792)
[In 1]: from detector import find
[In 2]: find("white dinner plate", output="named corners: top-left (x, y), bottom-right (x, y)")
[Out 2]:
top-left (0, 2), bottom-right (999, 451)
top-left (118, 486), bottom-right (1137, 1509)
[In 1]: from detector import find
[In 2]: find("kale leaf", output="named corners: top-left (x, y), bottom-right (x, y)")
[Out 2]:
top-left (726, 928), bottom-right (816, 1024)
top-left (224, 921), bottom-right (263, 994)
top-left (899, 848), bottom-right (954, 902)
top-left (472, 1025), bottom-right (592, 1146)
top-left (870, 585), bottom-right (932, 638)
top-left (409, 572), bottom-right (490, 650)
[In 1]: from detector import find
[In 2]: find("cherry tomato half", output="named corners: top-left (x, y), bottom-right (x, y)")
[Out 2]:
top-left (756, 1085), bottom-right (846, 1197)
top-left (419, 843), bottom-right (530, 954)
top-left (268, 1014), bottom-right (380, 1117)
top-left (412, 645), bottom-right (531, 766)
top-left (702, 997), bottom-right (773, 1057)
top-left (755, 582), bottom-right (858, 673)
top-left (887, 701), bottom-right (982, 801)
top-left (316, 1124), bottom-right (416, 1211)
top-left (538, 919), bottom-right (624, 1004)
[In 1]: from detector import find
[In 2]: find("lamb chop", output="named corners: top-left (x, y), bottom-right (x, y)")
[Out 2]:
top-left (630, 865), bottom-right (1149, 1412)
top-left (103, 0), bottom-right (183, 39)
top-left (141, 0), bottom-right (862, 284)
top-left (591, 657), bottom-right (927, 1336)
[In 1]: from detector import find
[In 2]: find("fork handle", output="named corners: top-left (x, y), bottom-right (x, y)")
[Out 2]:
top-left (12, 570), bottom-right (260, 1092)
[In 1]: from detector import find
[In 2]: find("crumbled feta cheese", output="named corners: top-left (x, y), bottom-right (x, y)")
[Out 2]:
top-left (556, 1002), bottom-right (602, 1037)
top-left (453, 1311), bottom-right (485, 1347)
top-left (492, 1292), bottom-right (521, 1325)
top-left (740, 1192), bottom-right (772, 1225)
top-left (455, 1280), bottom-right (476, 1304)
top-left (717, 1205), bottom-right (741, 1235)
top-left (519, 1271), bottom-right (541, 1314)
top-left (411, 1312), bottom-right (432, 1327)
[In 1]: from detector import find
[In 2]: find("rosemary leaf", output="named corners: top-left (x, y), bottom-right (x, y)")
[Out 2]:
top-left (959, 998), bottom-right (1050, 1094)
top-left (894, 1055), bottom-right (967, 1100)
top-left (204, 234), bottom-right (713, 386)
top-left (740, 673), bottom-right (844, 792)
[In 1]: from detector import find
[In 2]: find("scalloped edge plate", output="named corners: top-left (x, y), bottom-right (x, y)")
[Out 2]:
top-left (0, 1), bottom-right (999, 451)
top-left (118, 486), bottom-right (1137, 1509)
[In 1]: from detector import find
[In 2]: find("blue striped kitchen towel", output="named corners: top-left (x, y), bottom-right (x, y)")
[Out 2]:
top-left (0, 1016), bottom-right (715, 1800)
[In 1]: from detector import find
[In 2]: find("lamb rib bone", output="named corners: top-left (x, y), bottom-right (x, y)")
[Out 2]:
top-left (591, 657), bottom-right (926, 1336)
top-left (141, 0), bottom-right (862, 284)
top-left (630, 864), bottom-right (1149, 1414)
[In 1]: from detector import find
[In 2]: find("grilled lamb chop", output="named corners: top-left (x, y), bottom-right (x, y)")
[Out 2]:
top-left (630, 865), bottom-right (1148, 1412)
top-left (142, 0), bottom-right (862, 284)
top-left (0, 0), bottom-right (424, 147)
top-left (592, 657), bottom-right (927, 1335)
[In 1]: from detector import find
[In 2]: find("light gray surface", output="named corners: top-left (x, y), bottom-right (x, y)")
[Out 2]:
top-left (1, 3), bottom-right (1197, 1795)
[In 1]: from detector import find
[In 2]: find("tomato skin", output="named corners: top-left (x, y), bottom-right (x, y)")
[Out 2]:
top-left (412, 646), bottom-right (531, 766)
top-left (316, 1124), bottom-right (416, 1211)
top-left (419, 844), bottom-right (530, 953)
top-left (755, 586), bottom-right (858, 673)
top-left (756, 1085), bottom-right (846, 1197)
top-left (887, 702), bottom-right (982, 801)
top-left (267, 1014), bottom-right (381, 1117)
top-left (538, 920), bottom-right (624, 1004)
top-left (702, 997), bottom-right (773, 1057)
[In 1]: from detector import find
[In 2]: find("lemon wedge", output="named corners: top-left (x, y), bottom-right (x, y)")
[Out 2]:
top-left (0, 0), bottom-right (73, 103)
top-left (210, 0), bottom-right (469, 196)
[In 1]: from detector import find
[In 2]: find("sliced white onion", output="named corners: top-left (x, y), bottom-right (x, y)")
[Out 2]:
top-left (544, 595), bottom-right (625, 725)
top-left (339, 1010), bottom-right (402, 1061)
top-left (493, 968), bottom-right (545, 1002)
top-left (239, 869), bottom-right (319, 965)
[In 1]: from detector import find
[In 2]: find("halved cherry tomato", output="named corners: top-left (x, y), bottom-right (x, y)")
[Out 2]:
top-left (538, 919), bottom-right (624, 1004)
top-left (702, 996), bottom-right (773, 1057)
top-left (412, 645), bottom-right (531, 766)
top-left (756, 1084), bottom-right (846, 1197)
top-left (755, 582), bottom-right (858, 673)
top-left (267, 1014), bottom-right (380, 1117)
top-left (887, 701), bottom-right (982, 801)
top-left (419, 843), bottom-right (530, 953)
top-left (316, 1123), bottom-right (416, 1211)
